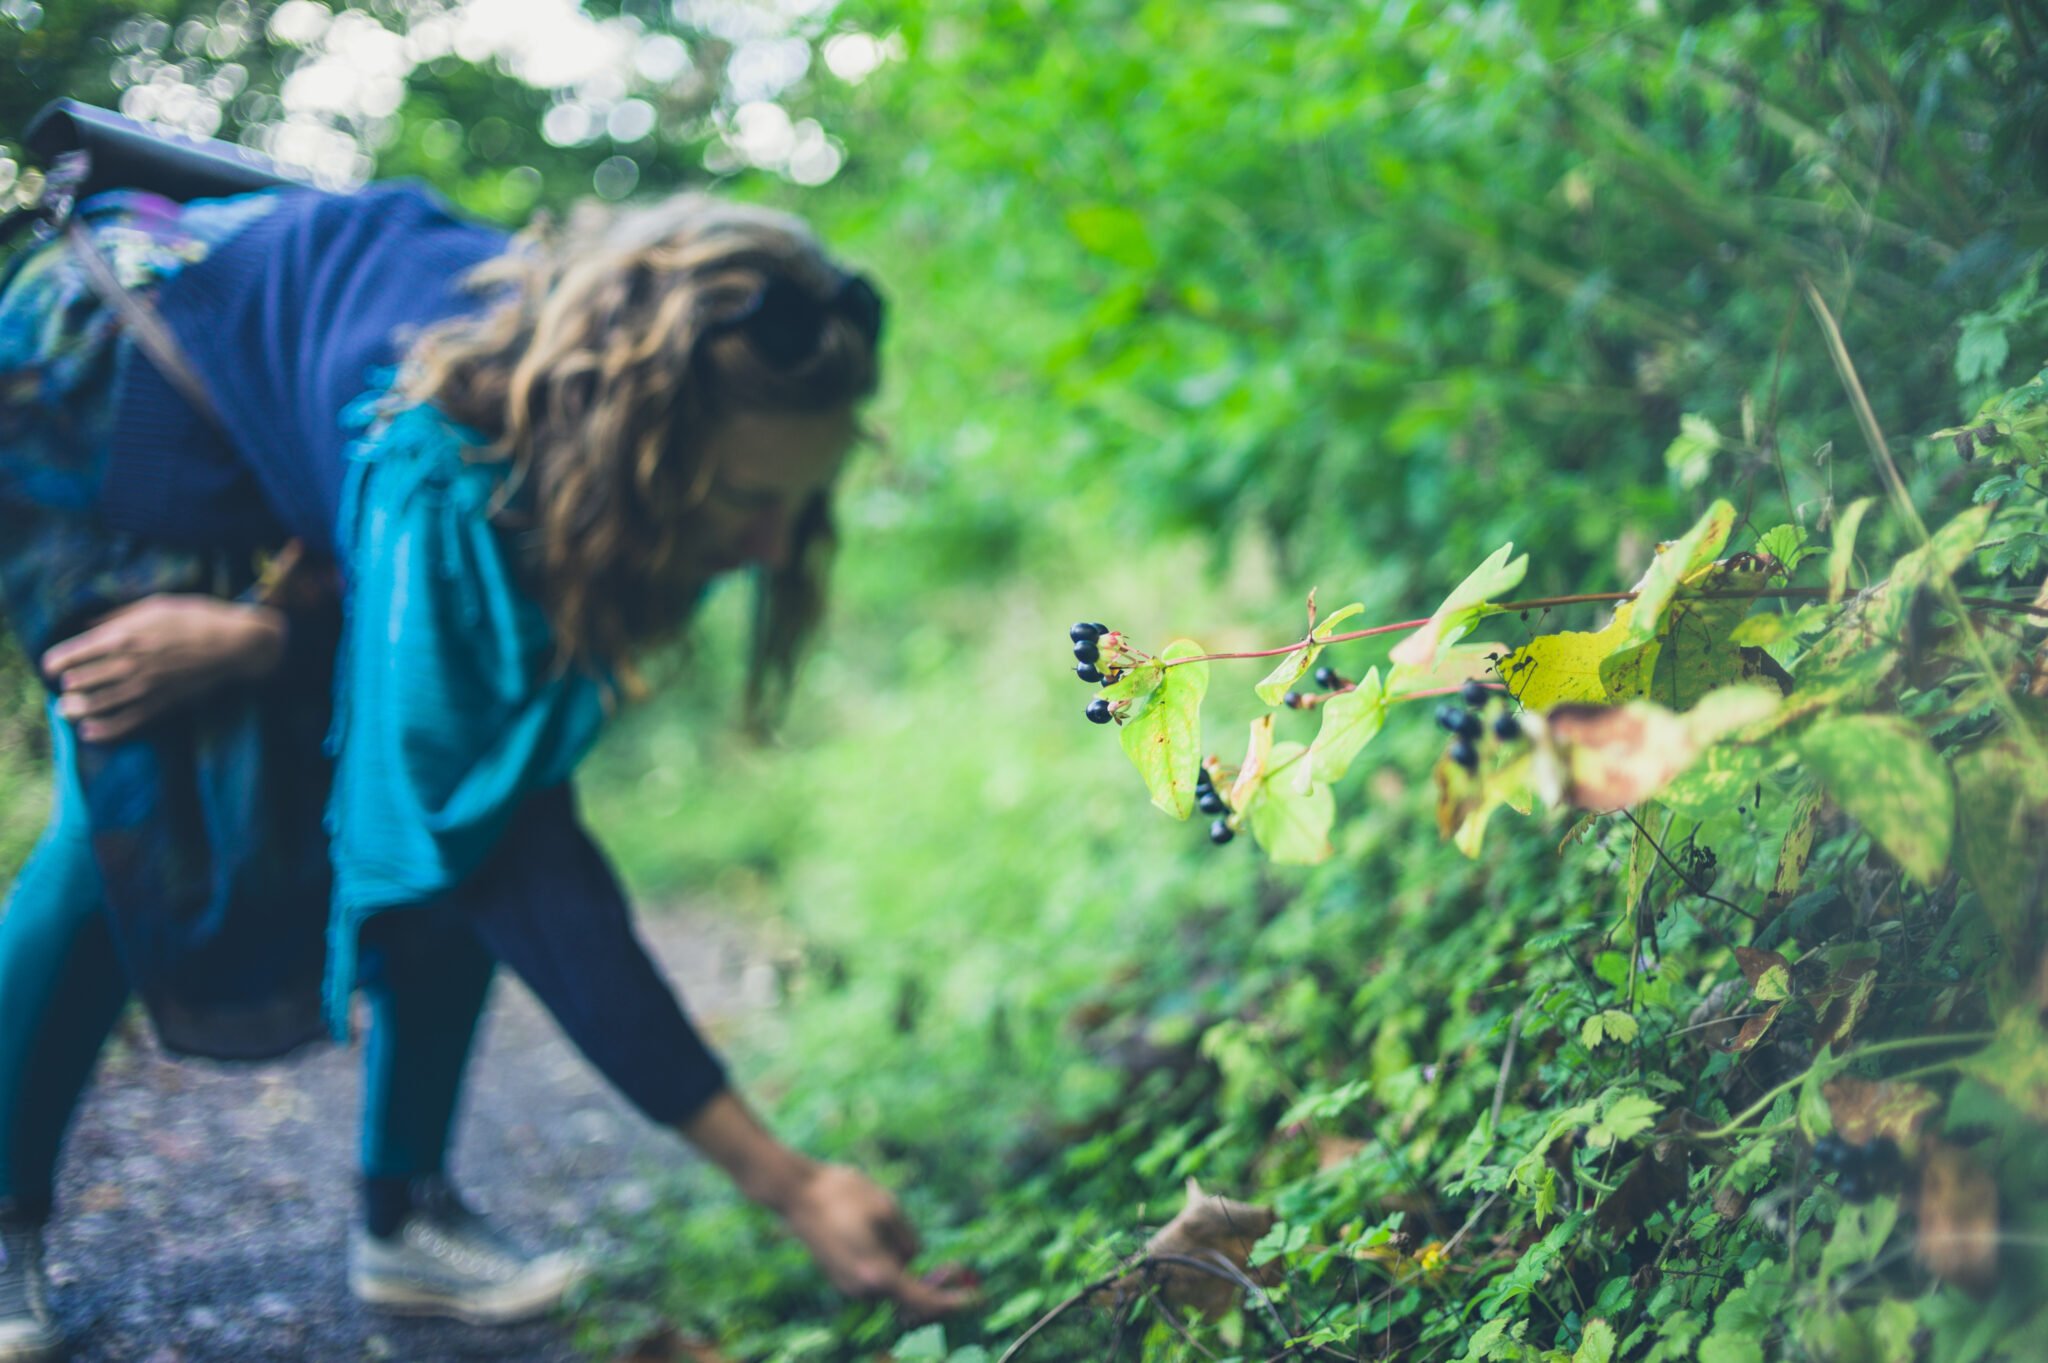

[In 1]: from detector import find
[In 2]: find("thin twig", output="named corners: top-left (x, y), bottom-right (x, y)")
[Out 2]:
top-left (1490, 1002), bottom-right (1529, 1134)
top-left (1620, 808), bottom-right (1758, 922)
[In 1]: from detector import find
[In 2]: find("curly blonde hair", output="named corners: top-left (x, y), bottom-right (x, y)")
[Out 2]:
top-left (396, 195), bottom-right (879, 722)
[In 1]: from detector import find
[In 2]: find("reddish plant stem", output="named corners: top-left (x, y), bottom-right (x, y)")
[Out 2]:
top-left (1157, 586), bottom-right (2048, 669)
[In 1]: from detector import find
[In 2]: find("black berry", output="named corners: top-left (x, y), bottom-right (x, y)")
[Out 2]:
top-left (1088, 623), bottom-right (1109, 634)
top-left (1085, 698), bottom-right (1113, 725)
top-left (1461, 679), bottom-right (1490, 709)
top-left (1454, 709), bottom-right (1484, 740)
top-left (1209, 819), bottom-right (1235, 845)
top-left (1070, 622), bottom-right (1103, 642)
top-left (1313, 665), bottom-right (1339, 690)
top-left (1074, 639), bottom-right (1100, 664)
top-left (1450, 738), bottom-right (1479, 771)
top-left (1836, 1170), bottom-right (1873, 1203)
top-left (1435, 704), bottom-right (1463, 733)
top-left (1197, 789), bottom-right (1227, 816)
top-left (1194, 765), bottom-right (1214, 791)
top-left (1812, 1134), bottom-right (1849, 1169)
top-left (1282, 690), bottom-right (1303, 709)
top-left (1076, 663), bottom-right (1103, 684)
top-left (1493, 712), bottom-right (1522, 742)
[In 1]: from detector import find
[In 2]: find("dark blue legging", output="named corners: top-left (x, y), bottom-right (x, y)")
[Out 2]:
top-left (0, 705), bottom-right (494, 1221)
top-left (0, 712), bottom-right (727, 1224)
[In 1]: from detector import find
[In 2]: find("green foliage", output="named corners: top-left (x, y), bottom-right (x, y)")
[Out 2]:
top-left (6, 3), bottom-right (2048, 1363)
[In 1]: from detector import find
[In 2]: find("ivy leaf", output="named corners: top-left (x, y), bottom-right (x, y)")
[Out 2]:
top-left (1622, 500), bottom-right (1736, 645)
top-left (1117, 640), bottom-right (1209, 820)
top-left (1798, 714), bottom-right (1954, 885)
top-left (1254, 602), bottom-right (1364, 705)
top-left (1305, 667), bottom-right (1386, 788)
top-left (1389, 543), bottom-right (1529, 671)
top-left (1828, 497), bottom-right (1875, 604)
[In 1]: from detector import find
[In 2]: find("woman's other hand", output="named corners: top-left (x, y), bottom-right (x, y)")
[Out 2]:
top-left (39, 595), bottom-right (287, 742)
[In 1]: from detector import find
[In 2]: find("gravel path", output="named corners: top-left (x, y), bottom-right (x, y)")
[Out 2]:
top-left (42, 908), bottom-right (768, 1363)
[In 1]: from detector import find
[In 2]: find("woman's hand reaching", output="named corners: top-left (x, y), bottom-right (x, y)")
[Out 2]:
top-left (774, 1162), bottom-right (977, 1320)
top-left (40, 595), bottom-right (287, 742)
top-left (676, 1091), bottom-right (976, 1320)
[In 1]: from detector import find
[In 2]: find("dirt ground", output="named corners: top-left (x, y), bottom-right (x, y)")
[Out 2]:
top-left (42, 908), bottom-right (768, 1363)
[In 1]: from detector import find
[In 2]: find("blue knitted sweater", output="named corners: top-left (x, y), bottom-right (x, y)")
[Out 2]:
top-left (103, 181), bottom-right (508, 556)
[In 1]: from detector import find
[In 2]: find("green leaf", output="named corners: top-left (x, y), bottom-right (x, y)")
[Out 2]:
top-left (1756, 523), bottom-right (1812, 573)
top-left (1245, 742), bottom-right (1335, 864)
top-left (1587, 1091), bottom-right (1661, 1148)
top-left (1063, 203), bottom-right (1155, 270)
top-left (1254, 602), bottom-right (1364, 705)
top-left (894, 1324), bottom-right (949, 1361)
top-left (1117, 640), bottom-right (1209, 820)
top-left (1582, 1010), bottom-right (1639, 1048)
top-left (1622, 500), bottom-right (1736, 645)
top-left (1305, 667), bottom-right (1386, 787)
top-left (1574, 1320), bottom-right (1618, 1363)
top-left (1389, 543), bottom-right (1529, 671)
top-left (1828, 498), bottom-right (1876, 604)
top-left (1957, 313), bottom-right (2011, 385)
top-left (1753, 965), bottom-right (1791, 1002)
top-left (1868, 505), bottom-right (1993, 638)
top-left (1798, 715), bottom-right (1954, 885)
top-left (1952, 741), bottom-right (2048, 954)
top-left (1664, 413), bottom-right (1719, 489)
top-left (1819, 1198), bottom-right (1900, 1288)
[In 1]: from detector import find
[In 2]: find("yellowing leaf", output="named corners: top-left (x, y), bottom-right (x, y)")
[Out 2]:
top-left (1575, 1319), bottom-right (1618, 1363)
top-left (1623, 500), bottom-right (1736, 645)
top-left (1798, 715), bottom-right (1953, 886)
top-left (1500, 614), bottom-right (1633, 710)
top-left (1117, 640), bottom-right (1209, 820)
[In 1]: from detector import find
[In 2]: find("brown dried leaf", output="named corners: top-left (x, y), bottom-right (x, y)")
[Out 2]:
top-left (1100, 1180), bottom-right (1277, 1320)
top-left (1536, 688), bottom-right (1779, 813)
top-left (1316, 1136), bottom-right (1369, 1172)
top-left (1721, 1003), bottom-right (1782, 1053)
top-left (1822, 1078), bottom-right (1939, 1154)
top-left (1915, 1142), bottom-right (2000, 1296)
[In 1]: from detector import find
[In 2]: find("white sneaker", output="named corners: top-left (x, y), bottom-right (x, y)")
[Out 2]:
top-left (347, 1180), bottom-right (583, 1326)
top-left (0, 1226), bottom-right (61, 1363)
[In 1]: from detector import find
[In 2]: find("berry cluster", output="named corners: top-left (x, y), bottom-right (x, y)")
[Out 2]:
top-left (1073, 622), bottom-right (1123, 725)
top-left (1196, 764), bottom-right (1234, 845)
top-left (1812, 1134), bottom-right (1902, 1203)
top-left (1435, 679), bottom-right (1519, 771)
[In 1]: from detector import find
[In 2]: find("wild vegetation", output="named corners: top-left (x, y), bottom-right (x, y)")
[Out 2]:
top-left (4, 1), bottom-right (2047, 1359)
